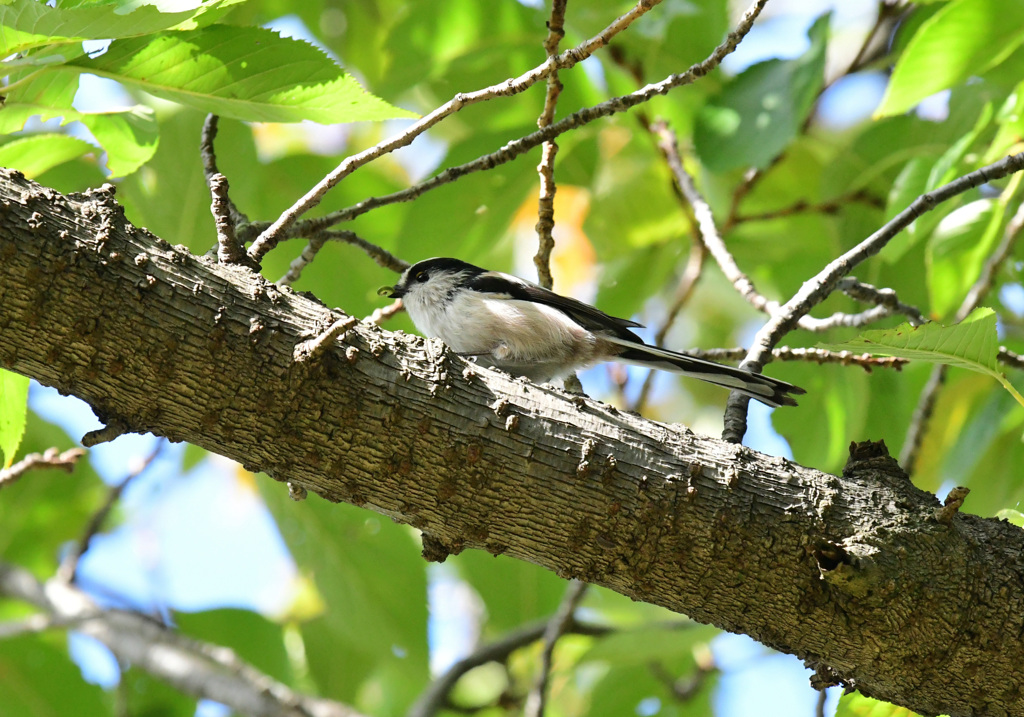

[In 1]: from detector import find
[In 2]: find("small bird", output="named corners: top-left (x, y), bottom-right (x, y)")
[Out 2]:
top-left (379, 257), bottom-right (805, 407)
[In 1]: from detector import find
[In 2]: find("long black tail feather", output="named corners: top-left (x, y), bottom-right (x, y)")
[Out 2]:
top-left (615, 345), bottom-right (805, 408)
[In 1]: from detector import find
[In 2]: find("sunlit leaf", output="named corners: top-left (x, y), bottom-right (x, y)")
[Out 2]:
top-left (0, 369), bottom-right (30, 468)
top-left (69, 25), bottom-right (417, 124)
top-left (0, 0), bottom-right (200, 53)
top-left (822, 308), bottom-right (1024, 407)
top-left (877, 0), bottom-right (1024, 117)
top-left (0, 133), bottom-right (95, 178)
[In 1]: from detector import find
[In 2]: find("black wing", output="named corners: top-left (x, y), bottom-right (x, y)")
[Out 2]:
top-left (469, 272), bottom-right (644, 340)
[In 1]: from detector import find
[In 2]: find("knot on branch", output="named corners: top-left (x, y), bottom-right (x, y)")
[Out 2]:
top-left (843, 440), bottom-right (908, 483)
top-left (807, 661), bottom-right (849, 691)
top-left (421, 532), bottom-right (463, 563)
top-left (813, 540), bottom-right (880, 598)
top-left (934, 486), bottom-right (970, 524)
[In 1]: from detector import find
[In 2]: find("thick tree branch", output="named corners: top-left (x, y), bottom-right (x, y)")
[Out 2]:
top-left (2, 171), bottom-right (1024, 717)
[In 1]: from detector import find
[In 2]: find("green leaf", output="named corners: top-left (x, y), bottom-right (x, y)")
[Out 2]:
top-left (0, 0), bottom-right (203, 54)
top-left (821, 308), bottom-right (1024, 407)
top-left (0, 635), bottom-right (109, 715)
top-left (120, 667), bottom-right (197, 717)
top-left (928, 170), bottom-right (1020, 318)
top-left (69, 25), bottom-right (417, 124)
top-left (996, 508), bottom-right (1024, 527)
top-left (877, 0), bottom-right (1024, 117)
top-left (0, 133), bottom-right (96, 178)
top-left (835, 691), bottom-right (919, 717)
top-left (259, 484), bottom-right (429, 710)
top-left (175, 609), bottom-right (292, 684)
top-left (79, 106), bottom-right (160, 176)
top-left (694, 13), bottom-right (828, 171)
top-left (579, 624), bottom-right (716, 666)
top-left (0, 369), bottom-right (30, 468)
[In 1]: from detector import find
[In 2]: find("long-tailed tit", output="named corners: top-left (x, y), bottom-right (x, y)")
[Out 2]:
top-left (379, 257), bottom-right (804, 407)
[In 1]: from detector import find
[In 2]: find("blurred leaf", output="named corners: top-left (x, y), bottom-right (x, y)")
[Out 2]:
top-left (0, 103), bottom-right (158, 177)
top-left (259, 485), bottom-right (429, 712)
top-left (453, 551), bottom-right (568, 634)
top-left (996, 508), bottom-right (1024, 527)
top-left (694, 13), bottom-right (828, 172)
top-left (70, 26), bottom-right (416, 124)
top-left (586, 662), bottom-right (717, 717)
top-left (121, 667), bottom-right (197, 717)
top-left (579, 623), bottom-right (715, 665)
top-left (926, 199), bottom-right (999, 318)
top-left (773, 363), bottom-right (869, 473)
top-left (175, 608), bottom-right (293, 684)
top-left (0, 635), bottom-right (110, 715)
top-left (877, 0), bottom-right (1024, 117)
top-left (0, 368), bottom-right (30, 467)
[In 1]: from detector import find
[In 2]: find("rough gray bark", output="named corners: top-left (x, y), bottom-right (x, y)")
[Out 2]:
top-left (2, 168), bottom-right (1023, 717)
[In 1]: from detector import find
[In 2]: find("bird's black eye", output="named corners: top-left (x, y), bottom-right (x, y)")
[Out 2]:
top-left (414, 271), bottom-right (429, 283)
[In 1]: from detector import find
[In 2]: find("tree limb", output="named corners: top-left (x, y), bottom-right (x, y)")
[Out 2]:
top-left (2, 170), bottom-right (1023, 717)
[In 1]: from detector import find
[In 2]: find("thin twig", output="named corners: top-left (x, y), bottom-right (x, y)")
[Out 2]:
top-left (365, 300), bottom-right (405, 326)
top-left (250, 0), bottom-right (767, 253)
top-left (732, 190), bottom-right (884, 224)
top-left (200, 114), bottom-right (249, 265)
top-left (408, 617), bottom-right (614, 717)
top-left (524, 579), bottom-right (589, 717)
top-left (723, 152), bottom-right (1024, 443)
top-left (247, 0), bottom-right (666, 263)
top-left (900, 197), bottom-right (1024, 473)
top-left (0, 447), bottom-right (85, 490)
top-left (689, 346), bottom-right (907, 370)
top-left (294, 315), bottom-right (359, 364)
top-left (836, 278), bottom-right (926, 326)
top-left (533, 0), bottom-right (568, 290)
top-left (633, 239), bottom-right (706, 412)
top-left (277, 230), bottom-right (409, 286)
top-left (57, 441), bottom-right (165, 584)
top-left (652, 121), bottom-right (909, 338)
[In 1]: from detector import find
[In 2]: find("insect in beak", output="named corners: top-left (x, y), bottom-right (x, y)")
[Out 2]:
top-left (377, 286), bottom-right (396, 298)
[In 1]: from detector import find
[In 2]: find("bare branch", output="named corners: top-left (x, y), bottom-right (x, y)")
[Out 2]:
top-left (365, 299), bottom-right (404, 326)
top-left (408, 617), bottom-right (614, 717)
top-left (0, 447), bottom-right (86, 490)
top-left (277, 230), bottom-right (409, 287)
top-left (251, 0), bottom-right (767, 252)
top-left (691, 346), bottom-right (907, 370)
top-left (532, 0), bottom-right (569, 289)
top-left (524, 579), bottom-right (588, 717)
top-left (57, 441), bottom-right (165, 583)
top-left (200, 114), bottom-right (250, 266)
top-left (723, 152), bottom-right (1024, 444)
top-left (247, 0), bottom-right (667, 263)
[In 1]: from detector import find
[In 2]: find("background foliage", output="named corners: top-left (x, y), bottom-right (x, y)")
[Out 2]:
top-left (2, 0), bottom-right (1024, 715)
